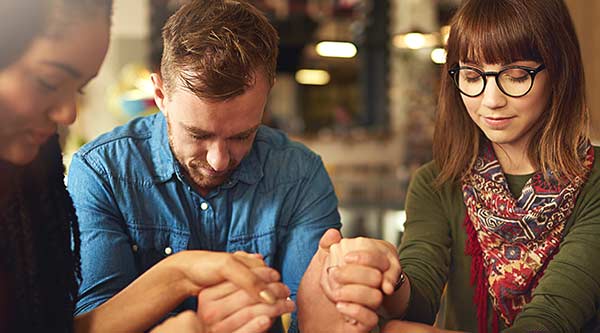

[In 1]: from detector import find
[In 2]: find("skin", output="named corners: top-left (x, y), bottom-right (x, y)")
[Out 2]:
top-left (151, 72), bottom-right (269, 196)
top-left (0, 14), bottom-right (109, 165)
top-left (459, 61), bottom-right (551, 175)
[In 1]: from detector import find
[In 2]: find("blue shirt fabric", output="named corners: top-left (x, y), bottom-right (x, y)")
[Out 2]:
top-left (67, 112), bottom-right (341, 331)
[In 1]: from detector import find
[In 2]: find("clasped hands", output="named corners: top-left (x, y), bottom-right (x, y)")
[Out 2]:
top-left (316, 229), bottom-right (402, 332)
top-left (152, 251), bottom-right (294, 333)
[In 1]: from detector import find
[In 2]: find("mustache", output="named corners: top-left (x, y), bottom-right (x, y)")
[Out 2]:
top-left (189, 159), bottom-right (238, 172)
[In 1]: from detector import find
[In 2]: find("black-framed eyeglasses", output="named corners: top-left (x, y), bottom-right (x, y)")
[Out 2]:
top-left (448, 64), bottom-right (546, 98)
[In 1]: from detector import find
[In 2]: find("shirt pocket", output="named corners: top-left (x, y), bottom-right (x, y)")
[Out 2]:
top-left (228, 229), bottom-right (278, 266)
top-left (128, 225), bottom-right (190, 274)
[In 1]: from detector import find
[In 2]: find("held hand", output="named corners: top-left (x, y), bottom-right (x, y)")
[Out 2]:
top-left (298, 229), bottom-right (366, 333)
top-left (149, 311), bottom-right (205, 333)
top-left (176, 251), bottom-right (278, 305)
top-left (329, 237), bottom-right (401, 295)
top-left (197, 266), bottom-right (295, 333)
top-left (322, 237), bottom-right (402, 331)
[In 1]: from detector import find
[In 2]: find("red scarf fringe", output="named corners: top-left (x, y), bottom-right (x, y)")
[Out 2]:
top-left (464, 215), bottom-right (499, 333)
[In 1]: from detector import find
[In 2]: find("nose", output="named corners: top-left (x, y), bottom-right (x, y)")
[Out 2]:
top-left (48, 95), bottom-right (77, 126)
top-left (206, 141), bottom-right (230, 172)
top-left (481, 77), bottom-right (507, 109)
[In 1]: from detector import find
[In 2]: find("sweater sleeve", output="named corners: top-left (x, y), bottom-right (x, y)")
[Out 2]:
top-left (399, 163), bottom-right (452, 324)
top-left (505, 163), bottom-right (600, 333)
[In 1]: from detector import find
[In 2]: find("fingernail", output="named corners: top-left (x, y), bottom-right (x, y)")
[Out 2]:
top-left (336, 302), bottom-right (346, 310)
top-left (259, 290), bottom-right (276, 304)
top-left (270, 270), bottom-right (280, 281)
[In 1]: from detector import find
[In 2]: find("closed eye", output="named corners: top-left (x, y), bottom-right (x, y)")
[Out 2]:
top-left (36, 78), bottom-right (58, 92)
top-left (231, 134), bottom-right (252, 141)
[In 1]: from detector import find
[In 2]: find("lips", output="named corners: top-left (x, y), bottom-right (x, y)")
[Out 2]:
top-left (482, 116), bottom-right (516, 129)
top-left (200, 167), bottom-right (228, 178)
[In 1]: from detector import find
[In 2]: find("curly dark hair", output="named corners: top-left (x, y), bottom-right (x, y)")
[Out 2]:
top-left (0, 136), bottom-right (81, 332)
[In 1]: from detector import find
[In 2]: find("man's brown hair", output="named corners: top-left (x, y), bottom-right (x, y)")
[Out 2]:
top-left (160, 0), bottom-right (279, 101)
top-left (433, 0), bottom-right (589, 186)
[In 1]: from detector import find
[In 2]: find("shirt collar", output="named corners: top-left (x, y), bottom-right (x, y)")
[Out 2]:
top-left (149, 113), bottom-right (264, 186)
top-left (150, 113), bottom-right (176, 183)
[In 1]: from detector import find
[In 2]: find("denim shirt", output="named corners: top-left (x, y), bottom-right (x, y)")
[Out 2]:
top-left (67, 113), bottom-right (341, 331)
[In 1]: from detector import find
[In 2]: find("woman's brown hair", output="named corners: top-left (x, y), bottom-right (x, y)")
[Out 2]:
top-left (433, 0), bottom-right (589, 187)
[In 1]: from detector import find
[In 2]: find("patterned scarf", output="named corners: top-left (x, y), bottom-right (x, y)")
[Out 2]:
top-left (462, 141), bottom-right (594, 332)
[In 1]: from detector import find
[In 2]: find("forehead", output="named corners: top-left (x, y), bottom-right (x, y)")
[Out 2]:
top-left (20, 15), bottom-right (110, 78)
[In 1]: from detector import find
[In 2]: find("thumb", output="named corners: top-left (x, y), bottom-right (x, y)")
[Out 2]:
top-left (318, 228), bottom-right (342, 253)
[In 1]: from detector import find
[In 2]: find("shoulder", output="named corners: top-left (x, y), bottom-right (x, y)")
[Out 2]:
top-left (579, 145), bottom-right (600, 195)
top-left (76, 114), bottom-right (157, 157)
top-left (71, 114), bottom-right (162, 182)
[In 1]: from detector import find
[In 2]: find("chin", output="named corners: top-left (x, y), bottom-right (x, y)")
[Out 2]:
top-left (1, 148), bottom-right (39, 165)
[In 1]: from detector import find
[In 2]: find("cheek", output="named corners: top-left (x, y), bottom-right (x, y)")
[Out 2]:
top-left (461, 96), bottom-right (480, 119)
top-left (0, 81), bottom-right (47, 128)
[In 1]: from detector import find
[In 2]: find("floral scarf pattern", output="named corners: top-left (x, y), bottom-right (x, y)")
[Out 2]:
top-left (462, 141), bottom-right (594, 330)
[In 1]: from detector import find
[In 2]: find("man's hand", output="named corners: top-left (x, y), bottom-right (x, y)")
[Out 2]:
top-left (150, 310), bottom-right (275, 333)
top-left (297, 229), bottom-right (368, 333)
top-left (196, 266), bottom-right (295, 333)
top-left (150, 311), bottom-right (205, 333)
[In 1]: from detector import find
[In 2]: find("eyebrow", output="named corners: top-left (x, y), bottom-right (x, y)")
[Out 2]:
top-left (182, 123), bottom-right (261, 139)
top-left (41, 61), bottom-right (82, 78)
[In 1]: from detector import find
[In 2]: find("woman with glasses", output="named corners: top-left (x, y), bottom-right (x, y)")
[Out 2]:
top-left (383, 0), bottom-right (600, 331)
top-left (299, 0), bottom-right (600, 332)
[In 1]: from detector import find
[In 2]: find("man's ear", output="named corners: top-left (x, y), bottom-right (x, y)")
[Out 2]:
top-left (151, 73), bottom-right (167, 116)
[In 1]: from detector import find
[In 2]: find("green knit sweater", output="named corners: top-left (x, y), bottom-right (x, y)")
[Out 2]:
top-left (399, 146), bottom-right (600, 332)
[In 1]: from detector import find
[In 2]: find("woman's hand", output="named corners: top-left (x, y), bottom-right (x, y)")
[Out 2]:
top-left (173, 250), bottom-right (278, 304)
top-left (321, 236), bottom-right (402, 331)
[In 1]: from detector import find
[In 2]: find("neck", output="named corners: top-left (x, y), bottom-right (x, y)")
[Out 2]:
top-left (492, 141), bottom-right (535, 175)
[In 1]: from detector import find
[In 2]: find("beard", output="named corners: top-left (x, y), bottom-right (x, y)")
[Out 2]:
top-left (166, 115), bottom-right (237, 193)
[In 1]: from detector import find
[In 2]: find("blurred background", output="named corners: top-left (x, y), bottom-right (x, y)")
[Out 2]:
top-left (64, 0), bottom-right (600, 245)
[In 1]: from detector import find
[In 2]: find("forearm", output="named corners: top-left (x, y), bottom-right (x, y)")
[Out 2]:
top-left (74, 252), bottom-right (199, 333)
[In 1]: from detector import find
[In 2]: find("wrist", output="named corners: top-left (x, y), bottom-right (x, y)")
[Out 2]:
top-left (164, 251), bottom-right (203, 296)
top-left (381, 272), bottom-right (411, 319)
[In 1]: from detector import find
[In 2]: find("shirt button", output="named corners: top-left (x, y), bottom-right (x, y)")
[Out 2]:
top-left (200, 202), bottom-right (209, 211)
top-left (164, 247), bottom-right (173, 255)
top-left (132, 244), bottom-right (138, 252)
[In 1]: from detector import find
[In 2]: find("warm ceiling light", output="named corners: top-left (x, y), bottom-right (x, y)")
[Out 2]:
top-left (393, 32), bottom-right (438, 50)
top-left (430, 48), bottom-right (447, 64)
top-left (315, 41), bottom-right (358, 58)
top-left (295, 69), bottom-right (331, 85)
